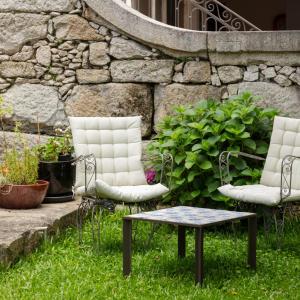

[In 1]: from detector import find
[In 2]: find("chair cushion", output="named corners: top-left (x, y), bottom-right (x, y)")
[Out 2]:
top-left (261, 116), bottom-right (300, 189)
top-left (94, 179), bottom-right (169, 203)
top-left (69, 116), bottom-right (147, 187)
top-left (218, 184), bottom-right (300, 206)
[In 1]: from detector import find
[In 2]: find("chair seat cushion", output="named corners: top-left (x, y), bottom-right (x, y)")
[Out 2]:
top-left (218, 184), bottom-right (300, 206)
top-left (93, 179), bottom-right (169, 203)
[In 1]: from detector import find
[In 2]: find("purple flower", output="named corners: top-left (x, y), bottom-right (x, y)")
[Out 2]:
top-left (145, 169), bottom-right (156, 184)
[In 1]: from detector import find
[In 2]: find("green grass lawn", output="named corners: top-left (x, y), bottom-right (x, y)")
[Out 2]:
top-left (0, 211), bottom-right (299, 300)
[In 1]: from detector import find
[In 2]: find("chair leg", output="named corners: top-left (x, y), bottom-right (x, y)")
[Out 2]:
top-left (274, 205), bottom-right (287, 247)
top-left (77, 197), bottom-right (93, 244)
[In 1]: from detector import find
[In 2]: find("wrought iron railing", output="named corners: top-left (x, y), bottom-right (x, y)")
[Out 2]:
top-left (124, 0), bottom-right (261, 31)
top-left (176, 0), bottom-right (261, 31)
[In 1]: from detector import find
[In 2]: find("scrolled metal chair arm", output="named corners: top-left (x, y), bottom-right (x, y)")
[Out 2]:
top-left (219, 151), bottom-right (265, 185)
top-left (280, 155), bottom-right (300, 203)
top-left (72, 154), bottom-right (97, 194)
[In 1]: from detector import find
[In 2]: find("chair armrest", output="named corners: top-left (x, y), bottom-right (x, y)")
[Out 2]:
top-left (72, 154), bottom-right (97, 194)
top-left (280, 155), bottom-right (300, 202)
top-left (219, 151), bottom-right (265, 185)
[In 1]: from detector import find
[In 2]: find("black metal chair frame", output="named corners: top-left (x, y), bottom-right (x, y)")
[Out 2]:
top-left (219, 151), bottom-right (300, 242)
top-left (74, 153), bottom-right (173, 249)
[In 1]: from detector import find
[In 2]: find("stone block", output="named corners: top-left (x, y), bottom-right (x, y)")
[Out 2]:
top-left (36, 46), bottom-right (51, 67)
top-left (290, 73), bottom-right (300, 85)
top-left (53, 15), bottom-right (105, 41)
top-left (0, 62), bottom-right (35, 78)
top-left (218, 66), bottom-right (244, 84)
top-left (1, 83), bottom-right (60, 127)
top-left (0, 13), bottom-right (49, 55)
top-left (76, 69), bottom-right (110, 84)
top-left (279, 66), bottom-right (296, 77)
top-left (10, 46), bottom-right (34, 62)
top-left (111, 60), bottom-right (174, 83)
top-left (154, 83), bottom-right (221, 127)
top-left (65, 83), bottom-right (153, 136)
top-left (243, 71), bottom-right (259, 82)
top-left (182, 61), bottom-right (211, 83)
top-left (238, 82), bottom-right (300, 117)
top-left (0, 0), bottom-right (76, 12)
top-left (89, 42), bottom-right (110, 66)
top-left (261, 67), bottom-right (276, 79)
top-left (274, 74), bottom-right (292, 87)
top-left (109, 37), bottom-right (152, 59)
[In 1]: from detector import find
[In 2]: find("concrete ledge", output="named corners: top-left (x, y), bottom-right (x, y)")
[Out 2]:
top-left (208, 31), bottom-right (300, 66)
top-left (84, 0), bottom-right (208, 58)
top-left (0, 200), bottom-right (80, 267)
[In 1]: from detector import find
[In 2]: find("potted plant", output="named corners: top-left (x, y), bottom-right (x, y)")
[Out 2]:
top-left (36, 127), bottom-right (76, 202)
top-left (0, 96), bottom-right (49, 209)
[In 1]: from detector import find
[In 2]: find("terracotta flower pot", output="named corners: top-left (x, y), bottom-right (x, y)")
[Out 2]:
top-left (0, 180), bottom-right (49, 209)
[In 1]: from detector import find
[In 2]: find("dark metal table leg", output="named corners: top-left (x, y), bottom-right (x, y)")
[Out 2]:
top-left (195, 227), bottom-right (204, 285)
top-left (248, 215), bottom-right (257, 269)
top-left (123, 219), bottom-right (132, 276)
top-left (178, 225), bottom-right (186, 258)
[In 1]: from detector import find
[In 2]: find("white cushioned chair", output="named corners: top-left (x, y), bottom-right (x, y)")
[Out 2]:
top-left (69, 116), bottom-right (172, 245)
top-left (218, 116), bottom-right (300, 232)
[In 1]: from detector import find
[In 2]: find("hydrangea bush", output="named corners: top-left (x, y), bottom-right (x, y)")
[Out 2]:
top-left (147, 92), bottom-right (278, 206)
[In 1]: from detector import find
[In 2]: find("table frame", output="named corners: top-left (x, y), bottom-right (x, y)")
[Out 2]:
top-left (123, 209), bottom-right (257, 285)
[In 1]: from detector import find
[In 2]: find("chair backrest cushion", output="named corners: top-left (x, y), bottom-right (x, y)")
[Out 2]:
top-left (260, 116), bottom-right (300, 189)
top-left (69, 116), bottom-right (147, 187)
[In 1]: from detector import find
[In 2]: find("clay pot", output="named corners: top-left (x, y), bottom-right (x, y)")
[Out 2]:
top-left (0, 180), bottom-right (49, 209)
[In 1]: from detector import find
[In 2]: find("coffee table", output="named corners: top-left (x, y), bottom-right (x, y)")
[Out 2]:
top-left (123, 206), bottom-right (257, 285)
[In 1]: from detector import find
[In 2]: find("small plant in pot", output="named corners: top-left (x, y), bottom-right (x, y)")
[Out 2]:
top-left (36, 127), bottom-right (76, 202)
top-left (0, 97), bottom-right (49, 209)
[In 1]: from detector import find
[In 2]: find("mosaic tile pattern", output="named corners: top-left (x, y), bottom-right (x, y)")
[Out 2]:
top-left (126, 206), bottom-right (254, 226)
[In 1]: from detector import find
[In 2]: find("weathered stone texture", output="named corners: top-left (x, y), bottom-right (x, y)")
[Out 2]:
top-left (243, 71), bottom-right (259, 82)
top-left (238, 82), bottom-right (300, 117)
top-left (65, 83), bottom-right (153, 136)
top-left (0, 200), bottom-right (80, 268)
top-left (154, 83), bottom-right (221, 126)
top-left (274, 75), bottom-right (292, 87)
top-left (0, 62), bottom-right (35, 78)
top-left (182, 61), bottom-right (211, 83)
top-left (218, 66), bottom-right (244, 84)
top-left (11, 46), bottom-right (34, 62)
top-left (109, 37), bottom-right (152, 59)
top-left (0, 13), bottom-right (49, 55)
top-left (2, 83), bottom-right (60, 126)
top-left (76, 69), bottom-right (110, 84)
top-left (111, 60), bottom-right (174, 83)
top-left (89, 42), bottom-right (110, 66)
top-left (0, 0), bottom-right (76, 12)
top-left (36, 46), bottom-right (51, 67)
top-left (262, 67), bottom-right (276, 79)
top-left (53, 15), bottom-right (105, 41)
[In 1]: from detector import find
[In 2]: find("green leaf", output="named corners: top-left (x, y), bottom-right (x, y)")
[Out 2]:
top-left (231, 157), bottom-right (247, 170)
top-left (256, 141), bottom-right (269, 154)
top-left (191, 190), bottom-right (201, 198)
top-left (208, 181), bottom-right (219, 193)
top-left (175, 153), bottom-right (186, 165)
top-left (185, 161), bottom-right (194, 169)
top-left (243, 139), bottom-right (256, 151)
top-left (199, 160), bottom-right (212, 170)
top-left (192, 144), bottom-right (202, 152)
top-left (188, 170), bottom-right (200, 182)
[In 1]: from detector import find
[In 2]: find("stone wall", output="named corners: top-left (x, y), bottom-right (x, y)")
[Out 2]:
top-left (0, 0), bottom-right (300, 147)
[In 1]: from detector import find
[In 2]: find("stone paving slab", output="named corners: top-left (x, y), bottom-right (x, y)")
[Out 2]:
top-left (0, 199), bottom-right (80, 267)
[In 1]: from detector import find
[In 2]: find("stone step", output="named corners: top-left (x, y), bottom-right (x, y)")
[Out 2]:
top-left (0, 199), bottom-right (80, 268)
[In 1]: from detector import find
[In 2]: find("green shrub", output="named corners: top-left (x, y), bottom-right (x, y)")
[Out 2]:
top-left (147, 92), bottom-right (278, 206)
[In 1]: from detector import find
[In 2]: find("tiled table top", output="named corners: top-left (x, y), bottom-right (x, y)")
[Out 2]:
top-left (124, 206), bottom-right (255, 227)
